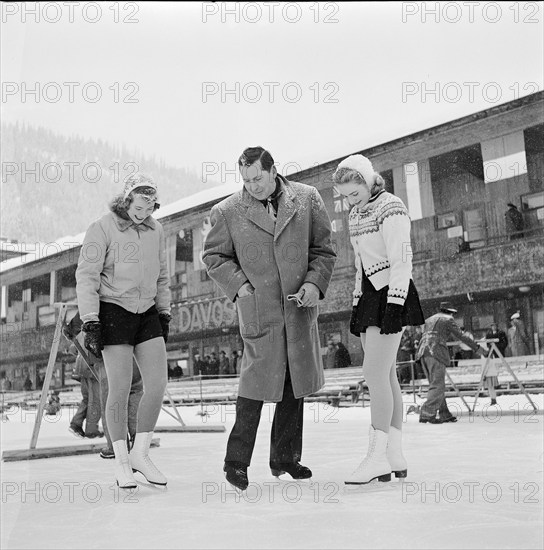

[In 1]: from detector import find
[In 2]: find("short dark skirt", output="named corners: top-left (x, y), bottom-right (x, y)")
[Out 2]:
top-left (350, 271), bottom-right (425, 336)
top-left (99, 301), bottom-right (163, 346)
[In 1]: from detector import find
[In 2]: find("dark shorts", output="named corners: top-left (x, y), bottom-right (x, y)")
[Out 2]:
top-left (99, 301), bottom-right (163, 346)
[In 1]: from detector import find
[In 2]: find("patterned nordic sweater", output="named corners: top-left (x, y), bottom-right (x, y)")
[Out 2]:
top-left (349, 190), bottom-right (413, 306)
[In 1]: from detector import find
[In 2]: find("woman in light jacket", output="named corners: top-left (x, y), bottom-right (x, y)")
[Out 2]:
top-left (333, 155), bottom-right (425, 485)
top-left (76, 174), bottom-right (171, 489)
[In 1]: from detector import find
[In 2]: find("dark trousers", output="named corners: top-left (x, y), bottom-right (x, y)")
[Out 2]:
top-left (71, 376), bottom-right (101, 435)
top-left (420, 356), bottom-right (454, 419)
top-left (225, 368), bottom-right (304, 467)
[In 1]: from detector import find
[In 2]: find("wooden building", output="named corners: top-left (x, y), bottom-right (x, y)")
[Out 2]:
top-left (1, 92), bottom-right (543, 390)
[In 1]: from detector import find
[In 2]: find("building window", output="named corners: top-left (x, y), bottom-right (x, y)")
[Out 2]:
top-left (521, 191), bottom-right (544, 211)
top-left (436, 212), bottom-right (458, 229)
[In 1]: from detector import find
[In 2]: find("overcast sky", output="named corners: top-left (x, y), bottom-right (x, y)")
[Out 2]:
top-left (2, 1), bottom-right (543, 185)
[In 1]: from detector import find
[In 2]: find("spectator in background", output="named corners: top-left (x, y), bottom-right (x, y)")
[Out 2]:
top-left (204, 355), bottom-right (212, 376)
top-left (416, 302), bottom-right (485, 424)
top-left (505, 203), bottom-right (524, 240)
top-left (172, 364), bottom-right (183, 378)
top-left (485, 323), bottom-right (508, 357)
top-left (1, 376), bottom-right (12, 391)
top-left (396, 330), bottom-right (416, 384)
top-left (334, 340), bottom-right (352, 369)
top-left (231, 351), bottom-right (239, 375)
top-left (210, 352), bottom-right (220, 378)
top-left (23, 375), bottom-right (33, 392)
top-left (194, 353), bottom-right (205, 376)
top-left (324, 341), bottom-right (337, 370)
top-left (219, 351), bottom-right (230, 376)
top-left (45, 390), bottom-right (61, 415)
top-left (508, 312), bottom-right (530, 356)
top-left (63, 320), bottom-right (104, 440)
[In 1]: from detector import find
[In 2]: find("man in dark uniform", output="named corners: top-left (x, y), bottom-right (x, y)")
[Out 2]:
top-left (416, 302), bottom-right (485, 424)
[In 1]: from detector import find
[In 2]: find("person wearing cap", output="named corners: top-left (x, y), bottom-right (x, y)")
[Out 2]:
top-left (202, 146), bottom-right (336, 492)
top-left (332, 154), bottom-right (425, 485)
top-left (508, 312), bottom-right (530, 356)
top-left (416, 302), bottom-right (485, 423)
top-left (485, 322), bottom-right (508, 357)
top-left (76, 174), bottom-right (171, 489)
top-left (505, 203), bottom-right (524, 240)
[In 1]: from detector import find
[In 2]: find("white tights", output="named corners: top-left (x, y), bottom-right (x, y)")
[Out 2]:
top-left (101, 337), bottom-right (167, 441)
top-left (360, 327), bottom-right (404, 433)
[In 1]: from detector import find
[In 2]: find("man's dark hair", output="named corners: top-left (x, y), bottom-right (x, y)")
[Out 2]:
top-left (238, 146), bottom-right (275, 172)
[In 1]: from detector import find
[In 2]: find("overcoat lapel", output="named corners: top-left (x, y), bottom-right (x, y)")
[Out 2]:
top-left (274, 181), bottom-right (297, 241)
top-left (242, 189), bottom-right (276, 236)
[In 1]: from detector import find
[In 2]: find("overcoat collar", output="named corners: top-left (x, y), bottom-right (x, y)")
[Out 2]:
top-left (242, 174), bottom-right (298, 241)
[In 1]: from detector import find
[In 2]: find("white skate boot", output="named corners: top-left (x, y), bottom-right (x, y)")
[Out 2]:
top-left (130, 431), bottom-right (167, 486)
top-left (113, 439), bottom-right (138, 489)
top-left (386, 426), bottom-right (408, 478)
top-left (345, 425), bottom-right (391, 485)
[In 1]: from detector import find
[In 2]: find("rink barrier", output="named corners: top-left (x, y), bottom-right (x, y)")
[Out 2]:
top-left (2, 438), bottom-right (160, 463)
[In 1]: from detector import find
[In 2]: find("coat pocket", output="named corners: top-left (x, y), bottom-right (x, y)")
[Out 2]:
top-left (236, 293), bottom-right (260, 340)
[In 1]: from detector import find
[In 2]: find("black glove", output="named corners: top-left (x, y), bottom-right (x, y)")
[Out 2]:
top-left (159, 312), bottom-right (172, 343)
top-left (380, 303), bottom-right (404, 335)
top-left (62, 323), bottom-right (75, 341)
top-left (349, 306), bottom-right (359, 336)
top-left (82, 321), bottom-right (103, 359)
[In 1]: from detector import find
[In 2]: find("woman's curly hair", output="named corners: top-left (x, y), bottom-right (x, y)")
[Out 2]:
top-left (109, 185), bottom-right (160, 218)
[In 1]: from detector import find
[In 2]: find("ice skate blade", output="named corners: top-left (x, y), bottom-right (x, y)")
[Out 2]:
top-left (116, 480), bottom-right (137, 490)
top-left (393, 469), bottom-right (407, 478)
top-left (345, 472), bottom-right (391, 485)
top-left (132, 468), bottom-right (167, 486)
top-left (272, 472), bottom-right (312, 482)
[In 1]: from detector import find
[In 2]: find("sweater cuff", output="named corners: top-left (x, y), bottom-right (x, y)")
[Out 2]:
top-left (387, 295), bottom-right (406, 306)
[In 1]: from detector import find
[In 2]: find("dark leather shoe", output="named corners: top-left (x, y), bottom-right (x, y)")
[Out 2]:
top-left (99, 448), bottom-right (115, 459)
top-left (419, 416), bottom-right (444, 424)
top-left (439, 416), bottom-right (458, 423)
top-left (270, 462), bottom-right (312, 479)
top-left (69, 425), bottom-right (85, 438)
top-left (85, 431), bottom-right (104, 438)
top-left (223, 462), bottom-right (249, 491)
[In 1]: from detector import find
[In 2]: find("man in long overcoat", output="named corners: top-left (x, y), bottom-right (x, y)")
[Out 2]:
top-left (202, 146), bottom-right (336, 490)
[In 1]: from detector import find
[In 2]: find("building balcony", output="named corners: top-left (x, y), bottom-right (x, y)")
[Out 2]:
top-left (412, 227), bottom-right (544, 300)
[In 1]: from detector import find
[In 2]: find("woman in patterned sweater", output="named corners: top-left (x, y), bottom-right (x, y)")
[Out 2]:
top-left (333, 154), bottom-right (424, 485)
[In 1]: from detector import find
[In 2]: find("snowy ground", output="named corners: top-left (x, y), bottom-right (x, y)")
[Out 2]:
top-left (1, 394), bottom-right (543, 550)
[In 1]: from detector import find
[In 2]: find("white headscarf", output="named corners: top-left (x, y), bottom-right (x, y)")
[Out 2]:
top-left (336, 154), bottom-right (375, 186)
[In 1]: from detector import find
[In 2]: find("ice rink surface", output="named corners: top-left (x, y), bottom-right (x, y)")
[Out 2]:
top-left (1, 394), bottom-right (543, 550)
